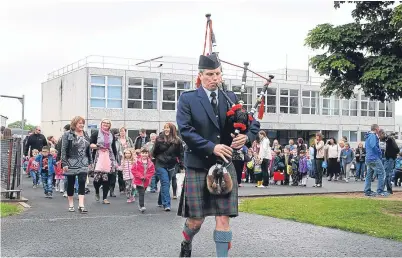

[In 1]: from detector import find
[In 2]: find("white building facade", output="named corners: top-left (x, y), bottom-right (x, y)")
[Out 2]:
top-left (41, 55), bottom-right (396, 147)
top-left (1, 115), bottom-right (7, 128)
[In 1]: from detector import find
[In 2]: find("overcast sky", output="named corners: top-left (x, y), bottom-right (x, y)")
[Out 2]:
top-left (1, 0), bottom-right (401, 125)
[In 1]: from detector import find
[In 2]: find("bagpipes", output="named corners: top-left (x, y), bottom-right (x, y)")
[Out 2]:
top-left (201, 14), bottom-right (275, 195)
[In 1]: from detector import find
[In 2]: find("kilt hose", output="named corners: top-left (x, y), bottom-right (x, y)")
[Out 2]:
top-left (177, 162), bottom-right (239, 218)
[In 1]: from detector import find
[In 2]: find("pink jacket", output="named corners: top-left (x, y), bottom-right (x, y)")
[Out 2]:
top-left (131, 159), bottom-right (155, 188)
top-left (119, 160), bottom-right (134, 181)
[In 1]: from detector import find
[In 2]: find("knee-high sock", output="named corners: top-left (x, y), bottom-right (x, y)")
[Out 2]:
top-left (214, 230), bottom-right (232, 258)
top-left (182, 222), bottom-right (201, 243)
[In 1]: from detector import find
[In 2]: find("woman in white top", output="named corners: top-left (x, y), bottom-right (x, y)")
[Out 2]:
top-left (325, 137), bottom-right (341, 181)
top-left (258, 131), bottom-right (271, 187)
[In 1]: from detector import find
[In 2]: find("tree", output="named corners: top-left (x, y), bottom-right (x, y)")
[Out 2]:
top-left (305, 1), bottom-right (402, 102)
top-left (7, 120), bottom-right (36, 131)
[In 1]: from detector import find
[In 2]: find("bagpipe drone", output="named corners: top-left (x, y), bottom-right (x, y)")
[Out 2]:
top-left (199, 14), bottom-right (275, 195)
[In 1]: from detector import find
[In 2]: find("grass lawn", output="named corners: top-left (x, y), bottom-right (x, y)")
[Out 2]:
top-left (239, 195), bottom-right (402, 242)
top-left (0, 203), bottom-right (22, 218)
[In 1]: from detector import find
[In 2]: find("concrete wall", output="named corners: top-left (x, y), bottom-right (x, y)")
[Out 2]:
top-left (41, 68), bottom-right (88, 137)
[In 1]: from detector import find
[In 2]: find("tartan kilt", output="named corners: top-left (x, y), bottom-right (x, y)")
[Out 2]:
top-left (177, 162), bottom-right (238, 218)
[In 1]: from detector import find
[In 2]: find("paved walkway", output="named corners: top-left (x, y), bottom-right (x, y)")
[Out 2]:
top-left (1, 176), bottom-right (401, 257)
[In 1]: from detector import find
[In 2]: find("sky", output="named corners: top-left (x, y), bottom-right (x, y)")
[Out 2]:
top-left (1, 0), bottom-right (401, 126)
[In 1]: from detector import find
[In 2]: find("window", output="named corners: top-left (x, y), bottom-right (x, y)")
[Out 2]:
top-left (341, 98), bottom-right (358, 116)
top-left (90, 75), bottom-right (122, 108)
top-left (379, 101), bottom-right (393, 117)
top-left (232, 85), bottom-right (253, 111)
top-left (257, 86), bottom-right (276, 113)
top-left (127, 78), bottom-right (158, 109)
top-left (162, 80), bottom-right (192, 110)
top-left (279, 89), bottom-right (299, 114)
top-left (321, 96), bottom-right (340, 115)
top-left (360, 96), bottom-right (376, 117)
top-left (302, 91), bottom-right (319, 115)
top-left (343, 130), bottom-right (358, 142)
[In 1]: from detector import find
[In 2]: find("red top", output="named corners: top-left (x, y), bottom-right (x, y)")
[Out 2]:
top-left (131, 158), bottom-right (155, 188)
top-left (27, 157), bottom-right (39, 172)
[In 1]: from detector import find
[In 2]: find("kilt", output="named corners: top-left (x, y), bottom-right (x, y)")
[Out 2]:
top-left (177, 162), bottom-right (238, 218)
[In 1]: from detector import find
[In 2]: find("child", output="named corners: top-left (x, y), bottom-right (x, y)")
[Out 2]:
top-left (283, 147), bottom-right (291, 185)
top-left (35, 146), bottom-right (56, 198)
top-left (27, 149), bottom-right (40, 188)
top-left (290, 149), bottom-right (299, 186)
top-left (253, 153), bottom-right (263, 188)
top-left (272, 150), bottom-right (285, 185)
top-left (132, 147), bottom-right (155, 212)
top-left (55, 160), bottom-right (64, 193)
top-left (298, 150), bottom-right (308, 186)
top-left (394, 152), bottom-right (402, 187)
top-left (119, 149), bottom-right (137, 203)
top-left (340, 143), bottom-right (354, 183)
top-left (50, 148), bottom-right (57, 188)
top-left (245, 149), bottom-right (255, 183)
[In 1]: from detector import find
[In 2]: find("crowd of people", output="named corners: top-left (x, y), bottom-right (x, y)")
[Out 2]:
top-left (21, 117), bottom-right (184, 213)
top-left (4, 119), bottom-right (401, 215)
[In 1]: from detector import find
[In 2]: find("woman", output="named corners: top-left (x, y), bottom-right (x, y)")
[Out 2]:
top-left (314, 133), bottom-right (325, 187)
top-left (338, 140), bottom-right (345, 180)
top-left (115, 127), bottom-right (134, 194)
top-left (90, 119), bottom-right (117, 204)
top-left (271, 139), bottom-right (282, 152)
top-left (61, 116), bottom-right (92, 213)
top-left (325, 138), bottom-right (341, 181)
top-left (152, 123), bottom-right (183, 211)
top-left (355, 142), bottom-right (366, 181)
top-left (258, 130), bottom-right (271, 187)
top-left (308, 143), bottom-right (316, 178)
top-left (297, 138), bottom-right (306, 155)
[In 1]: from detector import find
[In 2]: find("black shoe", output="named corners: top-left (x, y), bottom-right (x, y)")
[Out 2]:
top-left (179, 241), bottom-right (192, 257)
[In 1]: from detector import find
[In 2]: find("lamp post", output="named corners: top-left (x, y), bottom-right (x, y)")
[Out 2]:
top-left (0, 94), bottom-right (25, 199)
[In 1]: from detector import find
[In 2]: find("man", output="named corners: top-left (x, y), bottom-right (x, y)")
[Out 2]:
top-left (23, 129), bottom-right (33, 151)
top-left (176, 53), bottom-right (260, 257)
top-left (134, 129), bottom-right (149, 150)
top-left (24, 126), bottom-right (47, 157)
top-left (379, 130), bottom-right (399, 194)
top-left (364, 124), bottom-right (388, 197)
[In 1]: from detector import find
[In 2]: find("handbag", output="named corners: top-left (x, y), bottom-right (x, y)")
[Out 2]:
top-left (64, 167), bottom-right (89, 176)
top-left (322, 161), bottom-right (328, 169)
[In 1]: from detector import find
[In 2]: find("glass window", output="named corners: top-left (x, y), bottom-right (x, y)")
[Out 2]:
top-left (256, 86), bottom-right (276, 114)
top-left (128, 77), bottom-right (158, 110)
top-left (361, 95), bottom-right (376, 117)
top-left (379, 101), bottom-right (393, 118)
top-left (321, 96), bottom-right (340, 115)
top-left (301, 91), bottom-right (319, 115)
top-left (341, 98), bottom-right (358, 116)
top-left (280, 88), bottom-right (299, 114)
top-left (344, 131), bottom-right (358, 142)
top-left (90, 75), bottom-right (122, 108)
top-left (162, 80), bottom-right (193, 110)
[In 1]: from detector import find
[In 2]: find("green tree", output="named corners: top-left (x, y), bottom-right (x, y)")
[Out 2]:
top-left (305, 1), bottom-right (402, 102)
top-left (7, 120), bottom-right (36, 131)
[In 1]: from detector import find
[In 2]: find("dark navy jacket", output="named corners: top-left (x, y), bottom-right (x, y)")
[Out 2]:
top-left (176, 86), bottom-right (260, 169)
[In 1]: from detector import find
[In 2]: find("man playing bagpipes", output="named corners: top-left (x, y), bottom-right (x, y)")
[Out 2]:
top-left (176, 53), bottom-right (260, 257)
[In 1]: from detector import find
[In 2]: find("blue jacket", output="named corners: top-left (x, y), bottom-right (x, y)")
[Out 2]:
top-left (177, 86), bottom-right (260, 169)
top-left (35, 154), bottom-right (56, 175)
top-left (340, 148), bottom-right (354, 164)
top-left (395, 157), bottom-right (402, 170)
top-left (364, 131), bottom-right (382, 162)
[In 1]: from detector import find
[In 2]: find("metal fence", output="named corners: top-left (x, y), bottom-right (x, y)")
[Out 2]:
top-left (0, 138), bottom-right (22, 200)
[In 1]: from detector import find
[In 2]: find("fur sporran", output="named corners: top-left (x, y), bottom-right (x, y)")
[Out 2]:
top-left (206, 163), bottom-right (233, 195)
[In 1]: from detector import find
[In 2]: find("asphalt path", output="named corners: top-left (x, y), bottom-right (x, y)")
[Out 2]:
top-left (1, 177), bottom-right (402, 257)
